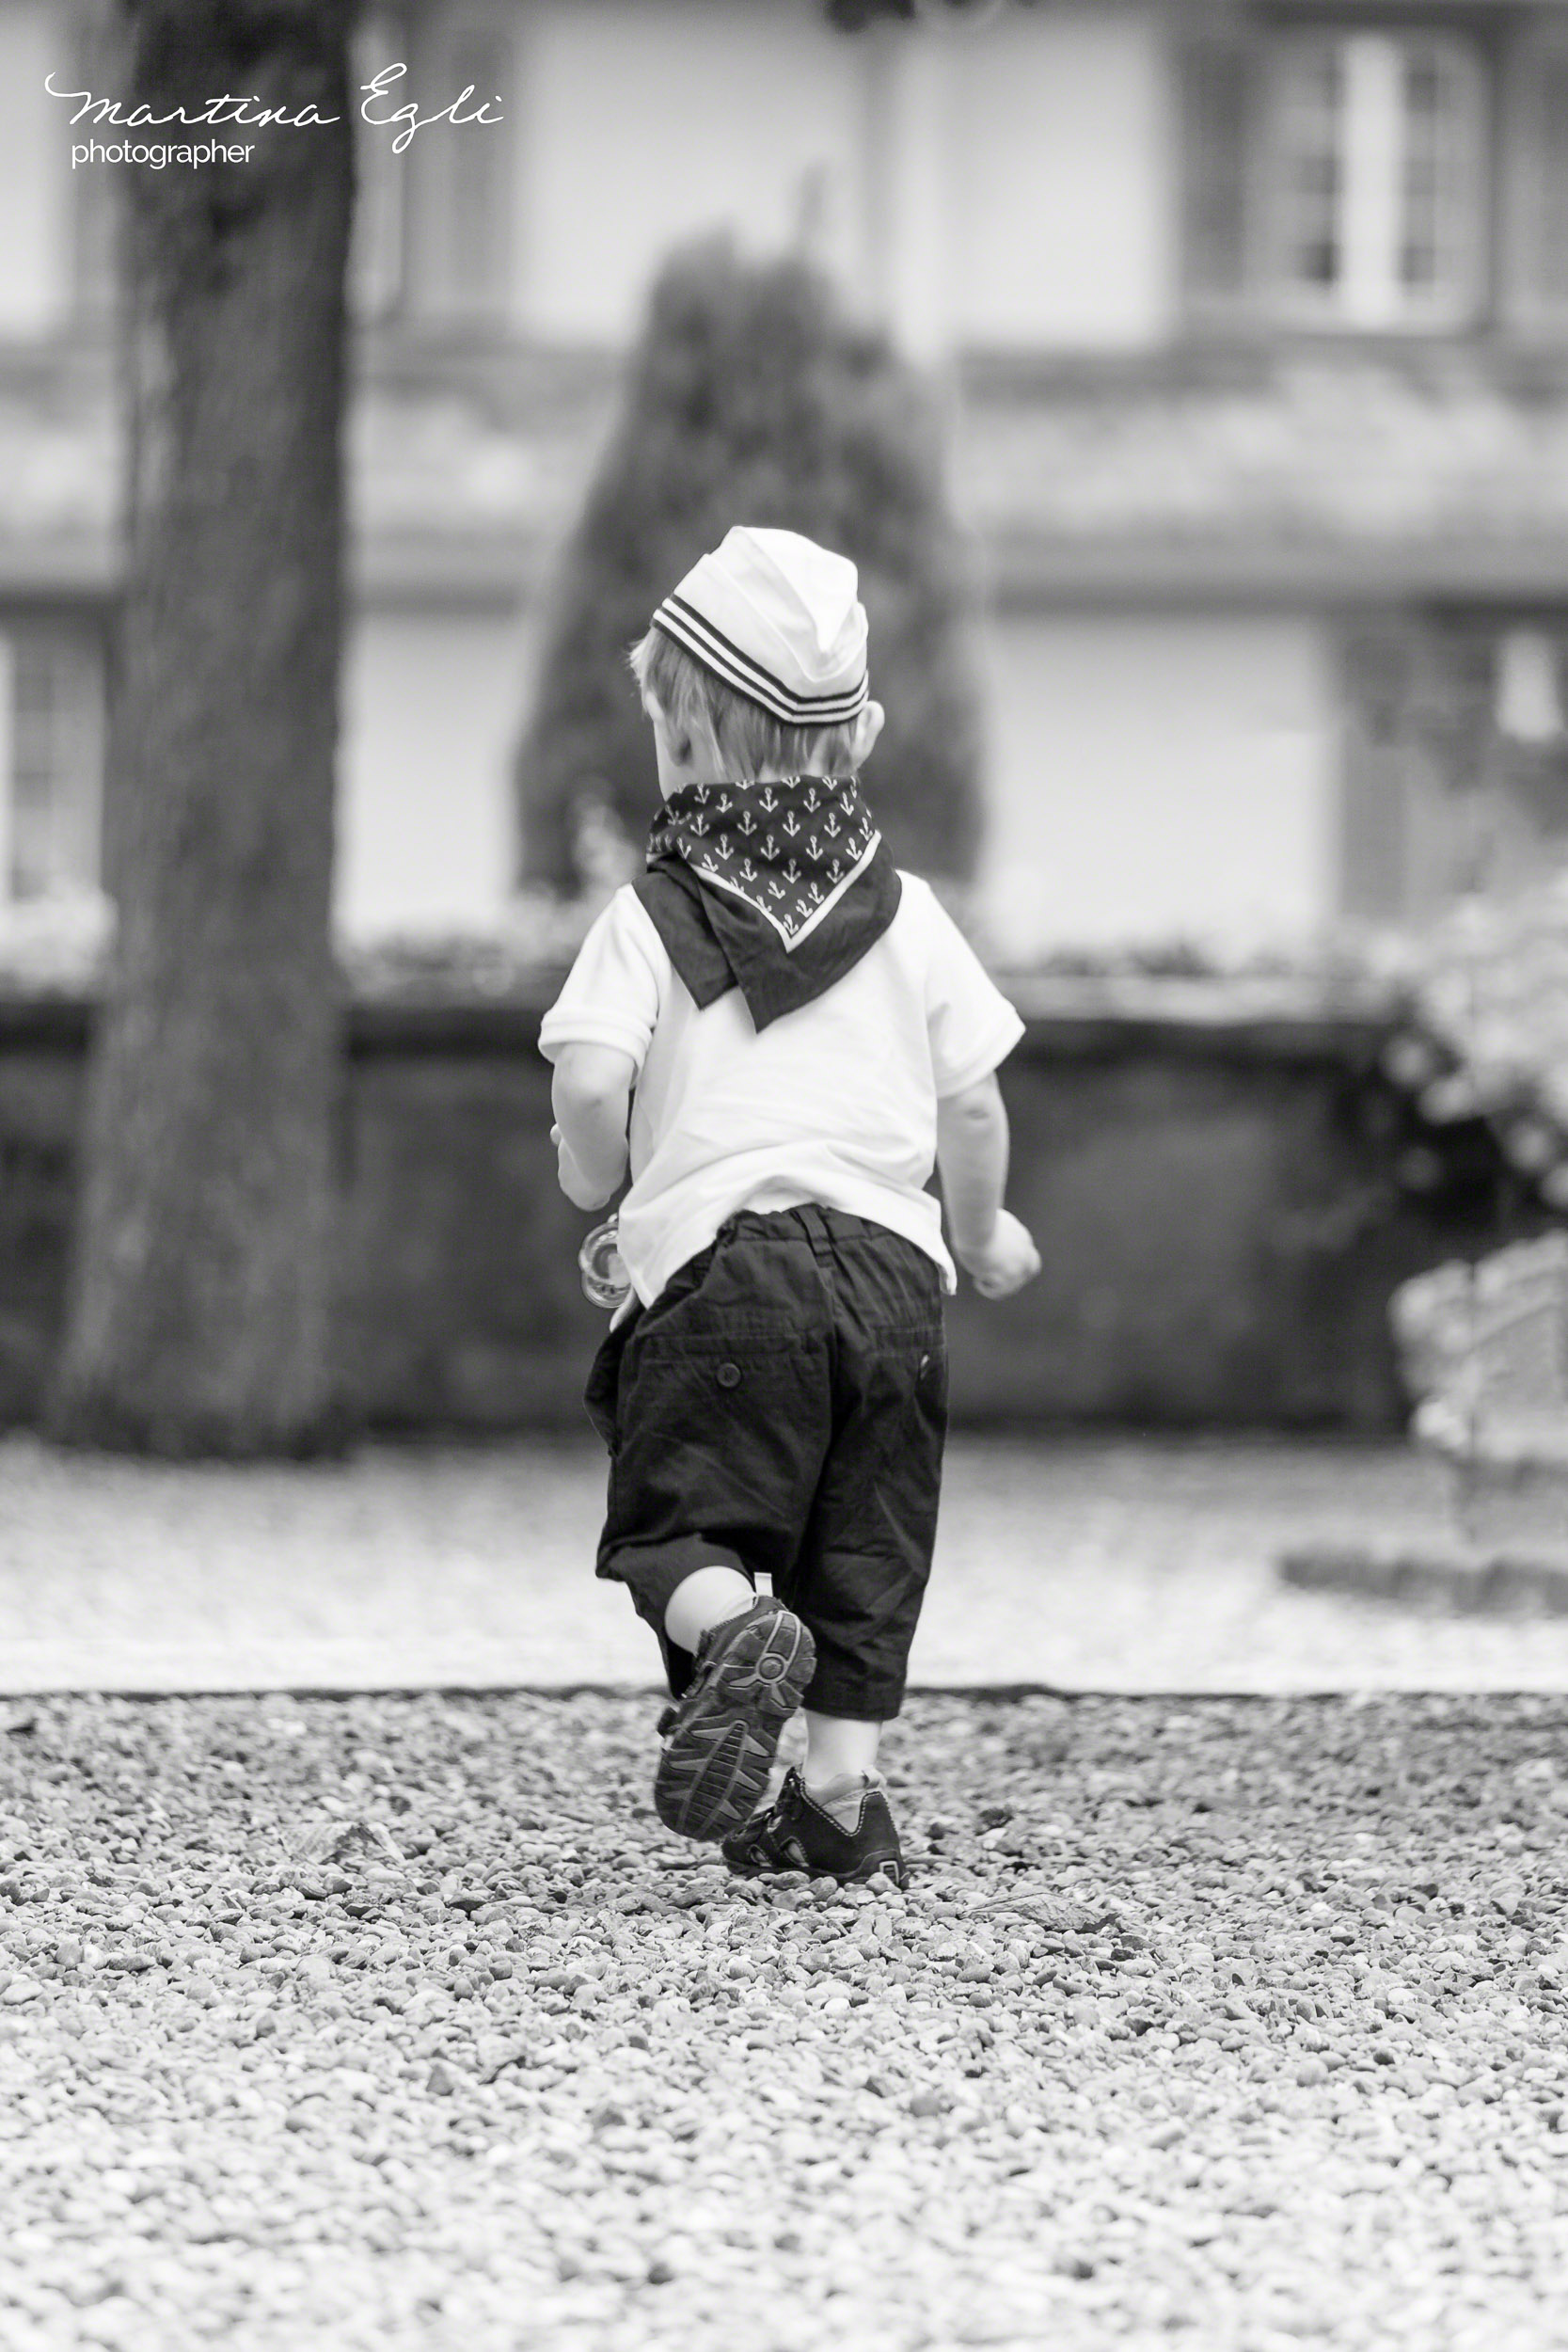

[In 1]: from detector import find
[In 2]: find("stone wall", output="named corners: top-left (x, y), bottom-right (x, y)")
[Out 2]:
top-left (0, 982), bottom-right (1509, 1436)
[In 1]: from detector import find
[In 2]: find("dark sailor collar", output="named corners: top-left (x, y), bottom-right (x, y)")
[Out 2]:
top-left (635, 773), bottom-right (901, 1030)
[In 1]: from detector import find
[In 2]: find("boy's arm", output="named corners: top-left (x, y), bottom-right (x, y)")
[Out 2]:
top-left (551, 1042), bottom-right (636, 1210)
top-left (935, 1072), bottom-right (1040, 1299)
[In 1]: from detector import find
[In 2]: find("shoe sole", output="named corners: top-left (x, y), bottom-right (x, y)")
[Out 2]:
top-left (654, 1607), bottom-right (816, 1841)
top-left (725, 1842), bottom-right (909, 1889)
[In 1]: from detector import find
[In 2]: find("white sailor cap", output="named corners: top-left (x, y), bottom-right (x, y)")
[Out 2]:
top-left (652, 525), bottom-right (869, 729)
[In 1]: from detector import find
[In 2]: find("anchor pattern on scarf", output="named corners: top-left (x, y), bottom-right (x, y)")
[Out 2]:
top-left (646, 776), bottom-right (879, 950)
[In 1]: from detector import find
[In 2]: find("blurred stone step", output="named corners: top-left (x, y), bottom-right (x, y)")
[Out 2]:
top-left (1278, 1544), bottom-right (1568, 1616)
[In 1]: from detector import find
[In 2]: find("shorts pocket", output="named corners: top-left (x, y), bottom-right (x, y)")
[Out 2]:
top-left (583, 1308), bottom-right (639, 1453)
top-left (626, 1318), bottom-right (805, 1391)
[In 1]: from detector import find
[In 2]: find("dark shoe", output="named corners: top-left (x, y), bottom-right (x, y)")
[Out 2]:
top-left (721, 1767), bottom-right (907, 1888)
top-left (653, 1597), bottom-right (816, 1842)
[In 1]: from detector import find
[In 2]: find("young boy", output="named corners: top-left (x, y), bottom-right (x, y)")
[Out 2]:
top-left (540, 525), bottom-right (1037, 1888)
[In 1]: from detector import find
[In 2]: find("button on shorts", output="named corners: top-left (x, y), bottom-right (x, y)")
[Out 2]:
top-left (583, 1205), bottom-right (949, 1721)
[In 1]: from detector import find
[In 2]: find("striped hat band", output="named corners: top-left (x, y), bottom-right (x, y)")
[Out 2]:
top-left (653, 592), bottom-right (870, 730)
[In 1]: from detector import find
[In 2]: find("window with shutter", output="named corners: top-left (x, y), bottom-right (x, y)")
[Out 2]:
top-left (67, 3), bottom-right (121, 323)
top-left (1500, 11), bottom-right (1568, 332)
top-left (1544, 62), bottom-right (1568, 314)
top-left (352, 5), bottom-right (409, 324)
top-left (1180, 21), bottom-right (1255, 310)
top-left (1180, 12), bottom-right (1491, 333)
top-left (0, 625), bottom-right (104, 906)
top-left (404, 13), bottom-right (513, 326)
top-left (1338, 618), bottom-right (1568, 926)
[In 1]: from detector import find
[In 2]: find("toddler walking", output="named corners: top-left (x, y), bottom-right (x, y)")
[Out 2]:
top-left (540, 526), bottom-right (1037, 1886)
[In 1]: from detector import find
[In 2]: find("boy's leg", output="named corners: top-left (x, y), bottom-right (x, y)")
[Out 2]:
top-left (665, 1565), bottom-right (755, 1653)
top-left (801, 1710), bottom-right (882, 1812)
top-left (724, 1215), bottom-right (947, 1884)
top-left (785, 1231), bottom-right (947, 1731)
top-left (586, 1218), bottom-right (835, 1839)
top-left (653, 1585), bottom-right (816, 1840)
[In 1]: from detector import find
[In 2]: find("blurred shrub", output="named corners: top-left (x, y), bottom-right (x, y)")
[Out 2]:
top-left (513, 236), bottom-right (986, 891)
top-left (1380, 879), bottom-right (1568, 1212)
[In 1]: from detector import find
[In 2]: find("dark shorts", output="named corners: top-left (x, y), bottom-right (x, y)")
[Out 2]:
top-left (583, 1206), bottom-right (948, 1721)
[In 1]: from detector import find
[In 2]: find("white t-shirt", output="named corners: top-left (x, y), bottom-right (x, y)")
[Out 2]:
top-left (538, 872), bottom-right (1024, 1308)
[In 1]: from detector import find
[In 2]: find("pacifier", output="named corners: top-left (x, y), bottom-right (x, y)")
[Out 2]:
top-left (578, 1218), bottom-right (632, 1311)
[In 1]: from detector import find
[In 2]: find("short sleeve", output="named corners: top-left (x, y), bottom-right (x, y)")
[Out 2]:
top-left (538, 887), bottom-right (668, 1073)
top-left (922, 889), bottom-right (1026, 1098)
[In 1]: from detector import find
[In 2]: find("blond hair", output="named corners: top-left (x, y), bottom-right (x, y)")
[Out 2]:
top-left (629, 625), bottom-right (863, 779)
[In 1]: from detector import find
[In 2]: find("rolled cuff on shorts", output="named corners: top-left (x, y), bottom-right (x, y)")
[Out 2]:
top-left (596, 1534), bottom-right (753, 1699)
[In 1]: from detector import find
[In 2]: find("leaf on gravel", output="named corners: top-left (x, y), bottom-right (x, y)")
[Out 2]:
top-left (970, 1893), bottom-right (1124, 1937)
top-left (288, 1820), bottom-right (409, 1871)
top-left (476, 2041), bottom-right (533, 2085)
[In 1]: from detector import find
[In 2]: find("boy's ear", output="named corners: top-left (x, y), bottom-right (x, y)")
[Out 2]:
top-left (851, 699), bottom-right (885, 767)
top-left (646, 695), bottom-right (694, 769)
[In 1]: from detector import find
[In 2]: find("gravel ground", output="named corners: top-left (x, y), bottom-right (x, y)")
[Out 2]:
top-left (4, 1688), bottom-right (1568, 2351)
top-left (8, 1432), bottom-right (1568, 1693)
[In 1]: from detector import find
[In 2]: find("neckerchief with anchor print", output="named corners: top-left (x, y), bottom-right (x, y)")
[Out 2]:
top-left (632, 774), bottom-right (901, 1031)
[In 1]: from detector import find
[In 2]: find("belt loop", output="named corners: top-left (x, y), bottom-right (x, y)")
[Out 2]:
top-left (799, 1203), bottom-right (832, 1258)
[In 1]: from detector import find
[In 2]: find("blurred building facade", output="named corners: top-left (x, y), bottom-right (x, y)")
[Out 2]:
top-left (3, 0), bottom-right (1568, 956)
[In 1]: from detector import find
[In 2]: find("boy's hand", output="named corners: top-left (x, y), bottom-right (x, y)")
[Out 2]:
top-left (550, 1123), bottom-right (613, 1212)
top-left (957, 1210), bottom-right (1041, 1299)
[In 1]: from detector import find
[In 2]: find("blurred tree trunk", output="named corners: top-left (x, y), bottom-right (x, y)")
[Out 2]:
top-left (49, 0), bottom-right (356, 1456)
